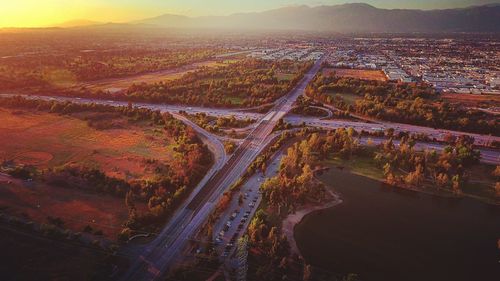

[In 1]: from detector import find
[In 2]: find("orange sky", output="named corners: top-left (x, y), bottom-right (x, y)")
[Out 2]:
top-left (1, 0), bottom-right (494, 28)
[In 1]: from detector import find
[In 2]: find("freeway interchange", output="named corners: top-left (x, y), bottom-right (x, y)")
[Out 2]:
top-left (119, 54), bottom-right (327, 280)
top-left (2, 54), bottom-right (499, 280)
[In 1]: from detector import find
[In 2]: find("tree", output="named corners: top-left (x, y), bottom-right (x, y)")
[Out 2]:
top-left (404, 164), bottom-right (424, 187)
top-left (435, 173), bottom-right (449, 189)
top-left (451, 175), bottom-right (462, 195)
top-left (492, 166), bottom-right (500, 180)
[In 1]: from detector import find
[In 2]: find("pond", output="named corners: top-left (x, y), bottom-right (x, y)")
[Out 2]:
top-left (295, 168), bottom-right (500, 281)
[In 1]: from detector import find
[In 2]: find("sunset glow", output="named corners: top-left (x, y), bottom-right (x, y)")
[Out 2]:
top-left (1, 0), bottom-right (496, 28)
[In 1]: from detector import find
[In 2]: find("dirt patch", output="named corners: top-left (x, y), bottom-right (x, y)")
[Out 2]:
top-left (323, 68), bottom-right (387, 81)
top-left (441, 93), bottom-right (500, 107)
top-left (281, 190), bottom-right (342, 256)
top-left (13, 151), bottom-right (53, 165)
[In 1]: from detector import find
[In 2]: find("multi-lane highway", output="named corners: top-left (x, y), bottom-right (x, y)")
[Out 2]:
top-left (285, 116), bottom-right (500, 148)
top-left (0, 93), bottom-right (263, 120)
top-left (118, 55), bottom-right (326, 280)
top-left (1, 53), bottom-right (499, 280)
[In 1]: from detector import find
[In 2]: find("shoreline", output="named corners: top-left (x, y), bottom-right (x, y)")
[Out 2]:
top-left (281, 189), bottom-right (343, 256)
top-left (281, 166), bottom-right (499, 258)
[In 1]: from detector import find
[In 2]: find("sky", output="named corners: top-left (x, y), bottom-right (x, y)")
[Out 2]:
top-left (0, 0), bottom-right (498, 28)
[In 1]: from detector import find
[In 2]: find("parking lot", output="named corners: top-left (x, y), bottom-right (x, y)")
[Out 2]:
top-left (212, 150), bottom-right (284, 259)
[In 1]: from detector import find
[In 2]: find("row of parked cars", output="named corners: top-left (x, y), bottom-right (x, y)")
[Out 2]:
top-left (216, 185), bottom-right (262, 257)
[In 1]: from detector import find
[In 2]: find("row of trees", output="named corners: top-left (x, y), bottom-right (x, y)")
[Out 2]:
top-left (260, 129), bottom-right (361, 210)
top-left (375, 135), bottom-right (480, 194)
top-left (181, 112), bottom-right (254, 134)
top-left (0, 48), bottom-right (221, 89)
top-left (248, 129), bottom-right (364, 281)
top-left (247, 210), bottom-right (299, 281)
top-left (97, 59), bottom-right (312, 108)
top-left (306, 74), bottom-right (500, 136)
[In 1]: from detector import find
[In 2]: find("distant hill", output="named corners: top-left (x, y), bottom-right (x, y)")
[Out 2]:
top-left (56, 19), bottom-right (101, 28)
top-left (135, 3), bottom-right (500, 33)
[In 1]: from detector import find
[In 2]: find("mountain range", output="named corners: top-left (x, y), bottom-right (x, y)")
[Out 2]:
top-left (58, 3), bottom-right (500, 33)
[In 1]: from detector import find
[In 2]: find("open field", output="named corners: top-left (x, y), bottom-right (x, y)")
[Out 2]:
top-left (77, 60), bottom-right (234, 93)
top-left (323, 68), bottom-right (388, 81)
top-left (325, 91), bottom-right (362, 106)
top-left (441, 93), bottom-right (500, 108)
top-left (0, 109), bottom-right (175, 181)
top-left (0, 174), bottom-right (146, 238)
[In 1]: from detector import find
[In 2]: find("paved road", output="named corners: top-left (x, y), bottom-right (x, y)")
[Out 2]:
top-left (0, 93), bottom-right (263, 120)
top-left (119, 55), bottom-right (326, 281)
top-left (285, 116), bottom-right (500, 148)
top-left (357, 137), bottom-right (500, 165)
top-left (210, 132), bottom-right (500, 273)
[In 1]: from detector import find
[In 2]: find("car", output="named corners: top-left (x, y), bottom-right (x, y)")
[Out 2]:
top-left (249, 202), bottom-right (255, 207)
top-left (215, 237), bottom-right (222, 243)
top-left (238, 224), bottom-right (244, 230)
top-left (219, 230), bottom-right (225, 236)
top-left (226, 221), bottom-right (232, 227)
top-left (241, 217), bottom-right (247, 223)
top-left (223, 225), bottom-right (229, 232)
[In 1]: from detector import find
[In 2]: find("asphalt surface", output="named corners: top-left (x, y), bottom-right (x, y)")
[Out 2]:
top-left (118, 55), bottom-right (326, 280)
top-left (1, 54), bottom-right (499, 279)
top-left (0, 93), bottom-right (263, 120)
top-left (285, 116), bottom-right (500, 148)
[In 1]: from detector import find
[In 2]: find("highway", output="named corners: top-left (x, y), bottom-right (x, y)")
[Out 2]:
top-left (3, 92), bottom-right (497, 148)
top-left (119, 55), bottom-right (326, 280)
top-left (0, 93), bottom-right (263, 120)
top-left (285, 116), bottom-right (500, 148)
top-left (1, 54), bottom-right (499, 280)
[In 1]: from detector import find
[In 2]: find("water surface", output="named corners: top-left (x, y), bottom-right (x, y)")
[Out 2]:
top-left (295, 168), bottom-right (500, 281)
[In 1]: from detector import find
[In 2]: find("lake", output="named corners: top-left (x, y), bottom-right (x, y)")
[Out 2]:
top-left (295, 168), bottom-right (500, 281)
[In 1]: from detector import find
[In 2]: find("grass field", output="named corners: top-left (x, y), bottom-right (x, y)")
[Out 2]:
top-left (275, 72), bottom-right (295, 81)
top-left (323, 68), bottom-right (387, 81)
top-left (325, 91), bottom-right (361, 106)
top-left (324, 154), bottom-right (384, 181)
top-left (80, 59), bottom-right (234, 93)
top-left (0, 109), bottom-right (175, 181)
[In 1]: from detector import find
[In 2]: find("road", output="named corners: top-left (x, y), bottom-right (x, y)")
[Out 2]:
top-left (0, 93), bottom-right (263, 120)
top-left (285, 116), bottom-right (500, 148)
top-left (119, 55), bottom-right (326, 281)
top-left (1, 94), bottom-right (497, 148)
top-left (2, 53), bottom-right (499, 279)
top-left (211, 132), bottom-right (499, 273)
